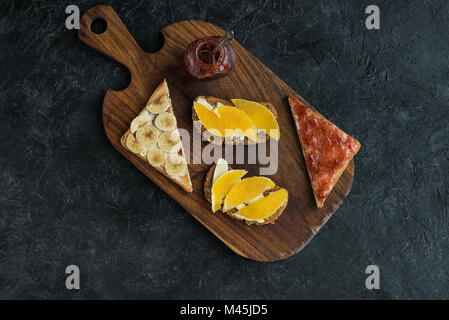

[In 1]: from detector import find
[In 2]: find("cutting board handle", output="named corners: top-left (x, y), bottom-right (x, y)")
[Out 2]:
top-left (78, 5), bottom-right (146, 76)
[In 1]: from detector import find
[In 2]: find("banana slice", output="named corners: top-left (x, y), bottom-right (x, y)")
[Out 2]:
top-left (155, 112), bottom-right (177, 131)
top-left (158, 130), bottom-right (182, 153)
top-left (130, 111), bottom-right (154, 134)
top-left (165, 154), bottom-right (187, 177)
top-left (147, 147), bottom-right (166, 167)
top-left (146, 95), bottom-right (170, 114)
top-left (135, 125), bottom-right (160, 147)
top-left (125, 133), bottom-right (146, 155)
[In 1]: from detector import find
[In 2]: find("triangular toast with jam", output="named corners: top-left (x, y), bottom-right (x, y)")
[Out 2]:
top-left (288, 96), bottom-right (361, 207)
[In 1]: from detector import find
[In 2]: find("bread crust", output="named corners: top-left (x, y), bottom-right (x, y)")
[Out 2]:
top-left (121, 79), bottom-right (193, 192)
top-left (204, 164), bottom-right (288, 225)
top-left (192, 96), bottom-right (278, 145)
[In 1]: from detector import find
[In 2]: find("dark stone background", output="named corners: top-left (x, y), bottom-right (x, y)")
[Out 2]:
top-left (0, 0), bottom-right (448, 299)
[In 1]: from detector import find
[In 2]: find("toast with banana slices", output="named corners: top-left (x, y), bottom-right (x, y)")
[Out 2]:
top-left (120, 79), bottom-right (193, 192)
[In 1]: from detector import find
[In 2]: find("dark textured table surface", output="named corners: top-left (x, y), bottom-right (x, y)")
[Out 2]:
top-left (0, 0), bottom-right (448, 299)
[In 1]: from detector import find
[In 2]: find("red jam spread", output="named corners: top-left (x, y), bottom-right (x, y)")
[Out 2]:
top-left (184, 36), bottom-right (236, 80)
top-left (290, 97), bottom-right (360, 200)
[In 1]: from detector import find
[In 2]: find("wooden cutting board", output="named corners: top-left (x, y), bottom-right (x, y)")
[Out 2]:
top-left (78, 5), bottom-right (355, 262)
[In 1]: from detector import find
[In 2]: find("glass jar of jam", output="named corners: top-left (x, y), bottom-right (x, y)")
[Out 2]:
top-left (184, 36), bottom-right (236, 80)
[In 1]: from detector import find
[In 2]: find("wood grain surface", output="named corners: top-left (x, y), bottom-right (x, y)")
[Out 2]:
top-left (78, 5), bottom-right (355, 262)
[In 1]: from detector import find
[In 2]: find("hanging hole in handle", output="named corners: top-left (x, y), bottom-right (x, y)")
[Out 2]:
top-left (90, 18), bottom-right (107, 34)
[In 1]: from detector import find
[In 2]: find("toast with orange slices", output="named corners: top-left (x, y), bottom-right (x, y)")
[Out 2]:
top-left (204, 159), bottom-right (288, 225)
top-left (192, 96), bottom-right (280, 145)
top-left (120, 79), bottom-right (193, 192)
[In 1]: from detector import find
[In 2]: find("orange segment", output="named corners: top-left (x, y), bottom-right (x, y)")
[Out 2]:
top-left (234, 188), bottom-right (288, 221)
top-left (223, 176), bottom-right (275, 212)
top-left (231, 99), bottom-right (280, 140)
top-left (211, 170), bottom-right (247, 212)
top-left (194, 102), bottom-right (258, 142)
top-left (194, 102), bottom-right (223, 136)
top-left (215, 106), bottom-right (258, 141)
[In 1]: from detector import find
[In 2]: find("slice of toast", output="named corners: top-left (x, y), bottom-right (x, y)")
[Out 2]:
top-left (204, 164), bottom-right (288, 225)
top-left (288, 96), bottom-right (361, 207)
top-left (192, 96), bottom-right (278, 145)
top-left (120, 79), bottom-right (193, 192)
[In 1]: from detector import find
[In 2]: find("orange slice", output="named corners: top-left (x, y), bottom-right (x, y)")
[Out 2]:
top-left (223, 176), bottom-right (276, 212)
top-left (233, 188), bottom-right (288, 221)
top-left (194, 102), bottom-right (258, 142)
top-left (211, 169), bottom-right (247, 212)
top-left (231, 99), bottom-right (280, 140)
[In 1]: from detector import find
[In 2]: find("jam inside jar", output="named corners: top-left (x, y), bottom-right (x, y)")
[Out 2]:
top-left (184, 36), bottom-right (236, 80)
